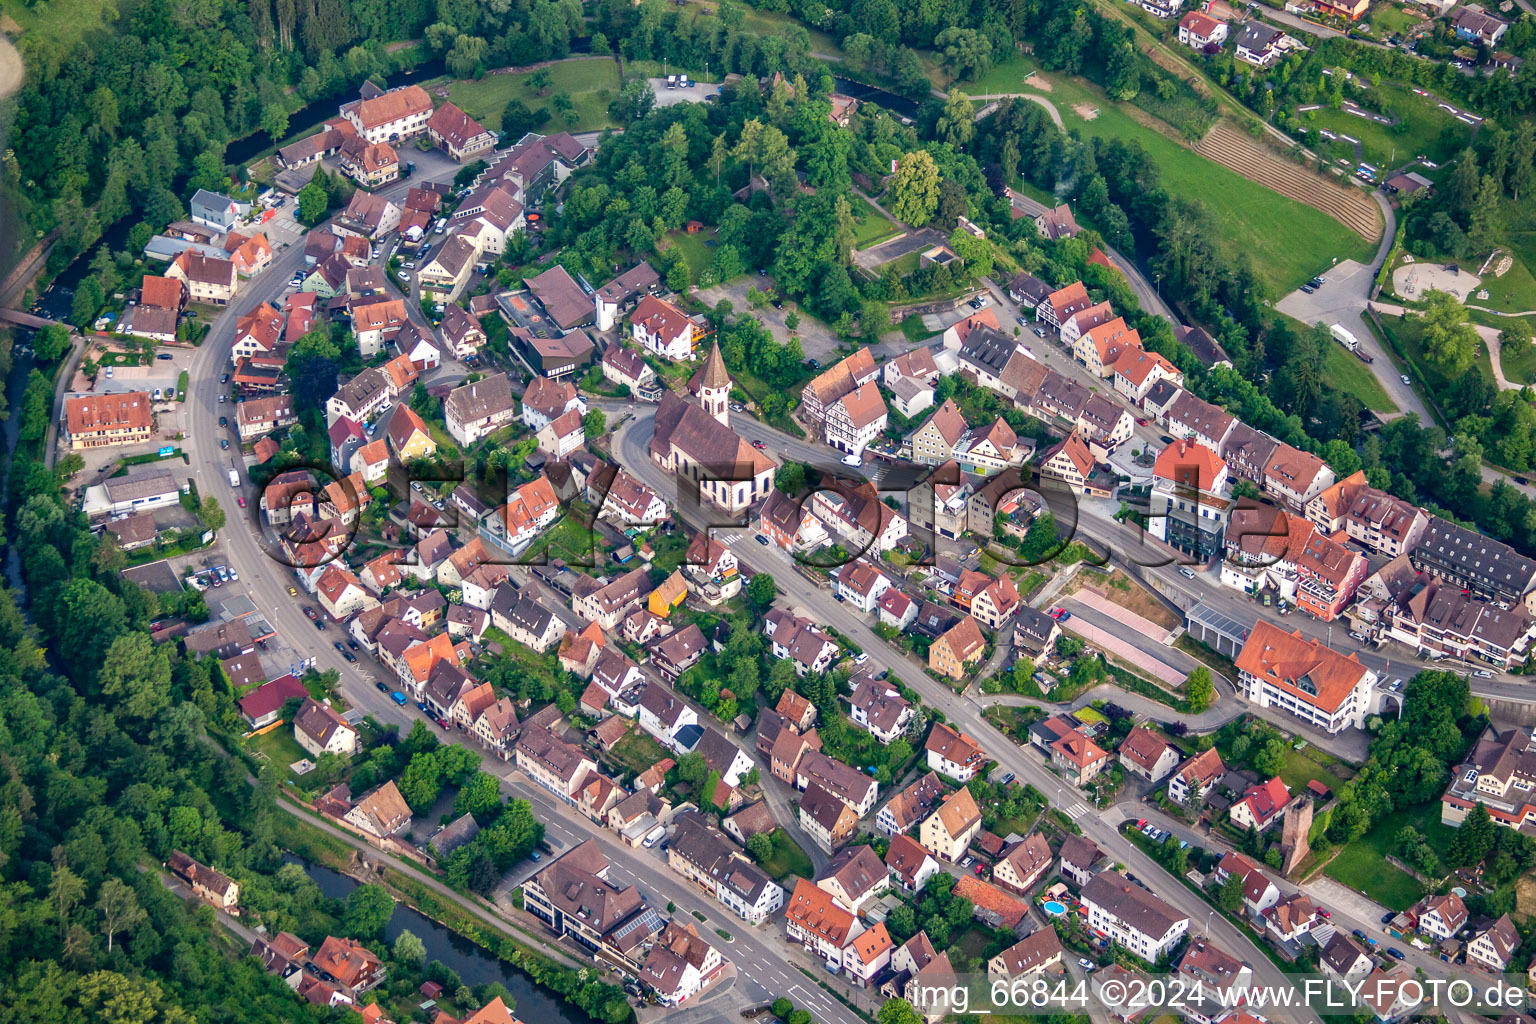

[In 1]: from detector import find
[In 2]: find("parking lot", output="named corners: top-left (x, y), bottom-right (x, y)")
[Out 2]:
top-left (648, 77), bottom-right (721, 108)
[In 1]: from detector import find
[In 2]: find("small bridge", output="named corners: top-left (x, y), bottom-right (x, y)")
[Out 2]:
top-left (0, 308), bottom-right (67, 330)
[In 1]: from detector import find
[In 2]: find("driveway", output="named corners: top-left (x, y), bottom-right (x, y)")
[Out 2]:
top-left (1275, 258), bottom-right (1426, 419)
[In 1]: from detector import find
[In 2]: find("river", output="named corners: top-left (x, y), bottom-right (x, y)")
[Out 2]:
top-left (284, 855), bottom-right (597, 1024)
top-left (830, 75), bottom-right (924, 122)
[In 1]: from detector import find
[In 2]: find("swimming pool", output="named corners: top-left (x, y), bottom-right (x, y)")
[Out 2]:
top-left (1042, 900), bottom-right (1067, 917)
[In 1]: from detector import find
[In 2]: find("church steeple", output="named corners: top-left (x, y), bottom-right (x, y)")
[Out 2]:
top-left (688, 342), bottom-right (732, 426)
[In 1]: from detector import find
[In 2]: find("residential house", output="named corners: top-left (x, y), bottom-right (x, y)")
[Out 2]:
top-left (294, 698), bottom-right (359, 757)
top-left (594, 262), bottom-right (661, 331)
top-left (236, 395), bottom-right (297, 442)
top-left (992, 833), bottom-right (1054, 896)
top-left (1058, 835), bottom-right (1107, 889)
top-left (800, 781), bottom-right (860, 853)
top-left (638, 922), bottom-right (723, 1007)
top-left (876, 772), bottom-right (946, 837)
top-left (1081, 871), bottom-right (1190, 963)
top-left (168, 250), bottom-right (238, 305)
top-left (1321, 932), bottom-right (1374, 983)
top-left (667, 812), bottom-right (785, 922)
top-left (1178, 10), bottom-right (1229, 48)
top-left (1052, 730), bottom-right (1111, 786)
top-left (1233, 21), bottom-right (1283, 65)
top-left (1416, 892), bottom-right (1468, 941)
top-left (930, 615), bottom-right (986, 680)
top-left (1168, 748), bottom-right (1226, 807)
top-left (926, 723), bottom-right (985, 781)
top-left (636, 682), bottom-right (700, 750)
top-left (342, 781), bottom-right (412, 838)
top-left (516, 723), bottom-right (600, 805)
top-left (167, 850), bottom-right (241, 913)
top-left (919, 786), bottom-right (983, 862)
top-left (1230, 776), bottom-right (1292, 834)
top-left (795, 750), bottom-right (880, 817)
top-left (1466, 913), bottom-right (1519, 972)
top-left (886, 834), bottom-right (941, 893)
top-left (848, 676), bottom-right (913, 744)
top-left (1118, 726), bottom-right (1180, 782)
top-left (631, 294), bottom-right (703, 361)
top-left (426, 101), bottom-right (495, 160)
top-left (988, 929), bottom-right (1064, 979)
top-left (1215, 852), bottom-right (1281, 915)
top-left (445, 373), bottom-right (517, 446)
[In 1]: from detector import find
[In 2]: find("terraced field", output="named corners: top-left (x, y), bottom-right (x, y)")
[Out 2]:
top-left (1195, 122), bottom-right (1384, 241)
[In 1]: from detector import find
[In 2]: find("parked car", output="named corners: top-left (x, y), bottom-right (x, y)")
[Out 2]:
top-left (303, 606), bottom-right (317, 620)
top-left (755, 535), bottom-right (769, 546)
top-left (1387, 948), bottom-right (1406, 961)
top-left (390, 691), bottom-right (408, 705)
top-left (376, 681), bottom-right (390, 693)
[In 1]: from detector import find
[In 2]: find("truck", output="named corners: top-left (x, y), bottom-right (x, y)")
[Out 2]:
top-left (1330, 323), bottom-right (1360, 352)
top-left (228, 466), bottom-right (241, 488)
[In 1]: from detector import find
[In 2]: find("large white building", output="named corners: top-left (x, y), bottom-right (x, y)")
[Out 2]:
top-left (1080, 871), bottom-right (1189, 963)
top-left (1235, 619), bottom-right (1378, 734)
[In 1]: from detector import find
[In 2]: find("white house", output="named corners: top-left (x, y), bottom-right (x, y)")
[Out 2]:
top-left (1081, 872), bottom-right (1189, 963)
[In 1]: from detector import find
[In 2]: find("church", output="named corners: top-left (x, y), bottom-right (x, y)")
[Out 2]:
top-left (648, 343), bottom-right (777, 515)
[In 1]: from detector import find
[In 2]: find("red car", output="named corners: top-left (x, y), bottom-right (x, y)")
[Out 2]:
top-left (237, 495), bottom-right (247, 508)
top-left (750, 439), bottom-right (767, 450)
top-left (436, 718), bottom-right (451, 729)
top-left (1136, 417), bottom-right (1149, 426)
top-left (303, 606), bottom-right (318, 620)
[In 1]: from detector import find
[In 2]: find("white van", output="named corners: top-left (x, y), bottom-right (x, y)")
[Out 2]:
top-left (642, 825), bottom-right (666, 848)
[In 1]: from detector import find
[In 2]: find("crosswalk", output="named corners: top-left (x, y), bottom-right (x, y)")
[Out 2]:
top-left (1063, 802), bottom-right (1090, 820)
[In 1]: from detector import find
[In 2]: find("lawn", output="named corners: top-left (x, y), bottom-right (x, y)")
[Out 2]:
top-left (1357, 3), bottom-right (1429, 39)
top-left (1377, 308), bottom-right (1496, 411)
top-left (954, 55), bottom-right (1043, 99)
top-left (1323, 802), bottom-right (1449, 910)
top-left (1, 0), bottom-right (116, 48)
top-left (523, 514), bottom-right (605, 567)
top-left (1025, 72), bottom-right (1377, 296)
top-left (1275, 743), bottom-right (1350, 797)
top-left (441, 58), bottom-right (622, 132)
top-left (883, 251), bottom-right (920, 278)
top-left (758, 829), bottom-right (815, 883)
top-left (608, 728), bottom-right (672, 775)
top-left (661, 228), bottom-right (718, 284)
top-left (1298, 81), bottom-right (1473, 171)
top-left (896, 314), bottom-right (932, 344)
top-left (850, 198), bottom-right (901, 250)
top-left (1475, 250), bottom-right (1536, 316)
top-left (1323, 342), bottom-right (1397, 413)
top-left (246, 728), bottom-right (324, 790)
